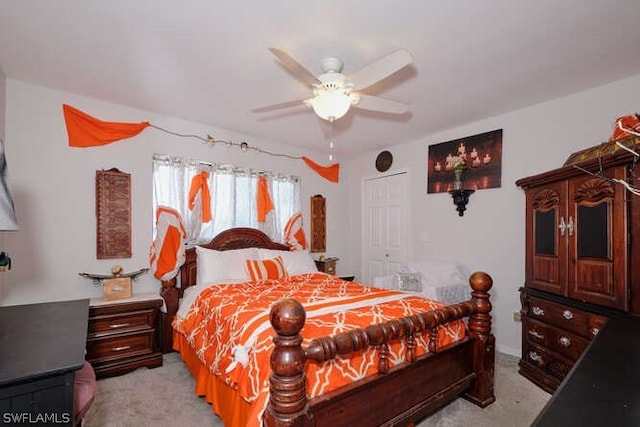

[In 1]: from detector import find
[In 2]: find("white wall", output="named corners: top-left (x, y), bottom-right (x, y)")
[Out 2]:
top-left (345, 73), bottom-right (640, 356)
top-left (4, 74), bottom-right (640, 355)
top-left (2, 79), bottom-right (349, 305)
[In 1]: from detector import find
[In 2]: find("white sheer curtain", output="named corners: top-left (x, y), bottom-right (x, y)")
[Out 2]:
top-left (152, 154), bottom-right (300, 244)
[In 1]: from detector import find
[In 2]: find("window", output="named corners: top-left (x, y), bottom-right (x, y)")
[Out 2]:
top-left (152, 154), bottom-right (300, 244)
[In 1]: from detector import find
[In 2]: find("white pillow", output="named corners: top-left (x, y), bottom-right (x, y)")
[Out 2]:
top-left (257, 249), bottom-right (318, 275)
top-left (196, 246), bottom-right (259, 286)
top-left (405, 259), bottom-right (470, 286)
top-left (394, 272), bottom-right (423, 292)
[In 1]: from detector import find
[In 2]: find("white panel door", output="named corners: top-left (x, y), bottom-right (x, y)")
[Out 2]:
top-left (362, 172), bottom-right (408, 284)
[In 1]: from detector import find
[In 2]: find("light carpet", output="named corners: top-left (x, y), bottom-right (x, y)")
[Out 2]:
top-left (84, 352), bottom-right (550, 427)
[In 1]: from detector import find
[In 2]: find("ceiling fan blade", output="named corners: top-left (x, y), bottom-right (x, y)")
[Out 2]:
top-left (354, 94), bottom-right (409, 115)
top-left (251, 99), bottom-right (306, 113)
top-left (350, 49), bottom-right (413, 92)
top-left (269, 48), bottom-right (321, 87)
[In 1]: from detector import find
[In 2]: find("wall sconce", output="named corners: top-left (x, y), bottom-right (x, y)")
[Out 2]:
top-left (449, 189), bottom-right (474, 217)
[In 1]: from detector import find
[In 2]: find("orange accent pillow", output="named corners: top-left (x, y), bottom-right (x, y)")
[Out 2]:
top-left (245, 256), bottom-right (287, 282)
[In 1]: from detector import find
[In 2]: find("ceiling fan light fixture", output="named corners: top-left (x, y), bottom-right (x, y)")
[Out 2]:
top-left (309, 90), bottom-right (352, 121)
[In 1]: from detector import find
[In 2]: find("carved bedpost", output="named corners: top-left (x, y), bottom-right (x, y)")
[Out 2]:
top-left (464, 271), bottom-right (496, 407)
top-left (161, 277), bottom-right (179, 315)
top-left (264, 299), bottom-right (308, 427)
top-left (160, 277), bottom-right (179, 353)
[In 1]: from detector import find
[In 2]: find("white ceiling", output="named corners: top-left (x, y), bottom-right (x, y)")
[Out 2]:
top-left (2, 1), bottom-right (640, 158)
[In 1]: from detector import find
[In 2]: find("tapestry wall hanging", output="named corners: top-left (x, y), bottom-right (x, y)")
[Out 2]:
top-left (427, 129), bottom-right (503, 194)
top-left (96, 168), bottom-right (132, 259)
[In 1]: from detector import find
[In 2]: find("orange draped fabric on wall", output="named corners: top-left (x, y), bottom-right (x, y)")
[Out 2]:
top-left (63, 104), bottom-right (150, 147)
top-left (63, 104), bottom-right (340, 183)
top-left (302, 156), bottom-right (339, 183)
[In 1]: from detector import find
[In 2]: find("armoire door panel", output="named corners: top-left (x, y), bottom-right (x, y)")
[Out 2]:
top-left (525, 181), bottom-right (567, 293)
top-left (567, 166), bottom-right (627, 310)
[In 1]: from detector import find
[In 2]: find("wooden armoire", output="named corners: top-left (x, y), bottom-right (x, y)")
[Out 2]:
top-left (516, 138), bottom-right (640, 393)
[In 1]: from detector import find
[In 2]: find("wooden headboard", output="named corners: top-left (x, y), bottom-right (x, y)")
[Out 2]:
top-left (159, 227), bottom-right (289, 352)
top-left (176, 227), bottom-right (290, 291)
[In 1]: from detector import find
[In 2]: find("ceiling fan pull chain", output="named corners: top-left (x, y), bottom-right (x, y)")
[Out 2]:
top-left (328, 119), bottom-right (336, 161)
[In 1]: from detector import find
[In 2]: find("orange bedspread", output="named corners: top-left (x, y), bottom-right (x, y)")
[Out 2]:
top-left (172, 273), bottom-right (467, 426)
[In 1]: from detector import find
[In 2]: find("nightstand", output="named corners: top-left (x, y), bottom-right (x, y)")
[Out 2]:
top-left (315, 259), bottom-right (336, 275)
top-left (87, 293), bottom-right (163, 378)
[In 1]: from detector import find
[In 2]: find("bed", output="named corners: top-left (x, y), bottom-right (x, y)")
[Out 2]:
top-left (160, 227), bottom-right (495, 427)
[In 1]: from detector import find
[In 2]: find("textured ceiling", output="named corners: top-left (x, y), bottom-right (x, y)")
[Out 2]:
top-left (2, 1), bottom-right (640, 158)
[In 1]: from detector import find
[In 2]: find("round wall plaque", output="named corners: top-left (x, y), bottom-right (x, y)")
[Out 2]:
top-left (375, 150), bottom-right (393, 172)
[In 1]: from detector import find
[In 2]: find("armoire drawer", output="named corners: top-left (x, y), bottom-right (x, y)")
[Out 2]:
top-left (526, 296), bottom-right (606, 338)
top-left (522, 341), bottom-right (573, 383)
top-left (524, 317), bottom-right (590, 361)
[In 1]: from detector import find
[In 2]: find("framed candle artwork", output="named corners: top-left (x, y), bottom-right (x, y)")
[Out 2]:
top-left (427, 129), bottom-right (503, 194)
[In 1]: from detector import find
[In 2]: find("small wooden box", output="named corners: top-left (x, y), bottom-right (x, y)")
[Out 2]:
top-left (314, 259), bottom-right (336, 275)
top-left (103, 277), bottom-right (132, 301)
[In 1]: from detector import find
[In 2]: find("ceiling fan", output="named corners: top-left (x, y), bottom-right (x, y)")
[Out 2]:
top-left (253, 47), bottom-right (413, 122)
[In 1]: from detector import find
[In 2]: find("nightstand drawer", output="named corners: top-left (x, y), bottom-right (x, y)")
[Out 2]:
top-left (87, 330), bottom-right (155, 362)
top-left (89, 309), bottom-right (155, 335)
top-left (526, 296), bottom-right (606, 338)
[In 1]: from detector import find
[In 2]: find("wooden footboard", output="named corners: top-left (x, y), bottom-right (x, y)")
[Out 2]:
top-left (265, 271), bottom-right (495, 426)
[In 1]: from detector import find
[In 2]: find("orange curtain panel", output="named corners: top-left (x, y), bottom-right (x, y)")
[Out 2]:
top-left (256, 176), bottom-right (274, 222)
top-left (188, 171), bottom-right (212, 223)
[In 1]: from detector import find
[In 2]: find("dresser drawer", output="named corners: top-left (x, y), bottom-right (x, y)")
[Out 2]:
top-left (89, 309), bottom-right (155, 336)
top-left (526, 296), bottom-right (606, 338)
top-left (523, 341), bottom-right (573, 383)
top-left (525, 317), bottom-right (590, 361)
top-left (87, 330), bottom-right (155, 362)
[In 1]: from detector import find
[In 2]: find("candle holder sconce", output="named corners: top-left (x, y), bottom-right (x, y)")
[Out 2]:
top-left (449, 189), bottom-right (475, 217)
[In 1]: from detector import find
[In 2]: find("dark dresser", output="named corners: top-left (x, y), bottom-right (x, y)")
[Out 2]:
top-left (0, 299), bottom-right (89, 426)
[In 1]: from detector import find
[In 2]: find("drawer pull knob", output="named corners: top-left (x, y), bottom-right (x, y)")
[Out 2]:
top-left (559, 336), bottom-right (571, 347)
top-left (563, 310), bottom-right (574, 320)
top-left (528, 330), bottom-right (544, 339)
top-left (529, 351), bottom-right (542, 363)
top-left (112, 345), bottom-right (131, 352)
top-left (532, 306), bottom-right (545, 316)
top-left (109, 322), bottom-right (130, 329)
